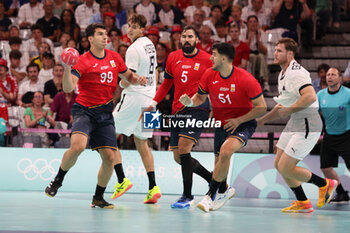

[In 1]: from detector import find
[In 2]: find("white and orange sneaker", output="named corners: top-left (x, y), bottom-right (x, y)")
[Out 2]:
top-left (282, 199), bottom-right (314, 213)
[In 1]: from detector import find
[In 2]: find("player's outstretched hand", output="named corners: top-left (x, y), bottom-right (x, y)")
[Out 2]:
top-left (179, 94), bottom-right (192, 107)
top-left (137, 75), bottom-right (147, 86)
top-left (138, 101), bottom-right (157, 122)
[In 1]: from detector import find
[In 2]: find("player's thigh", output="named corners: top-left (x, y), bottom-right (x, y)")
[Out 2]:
top-left (114, 94), bottom-right (141, 135)
top-left (320, 139), bottom-right (339, 169)
top-left (284, 132), bottom-right (321, 160)
top-left (90, 120), bottom-right (118, 151)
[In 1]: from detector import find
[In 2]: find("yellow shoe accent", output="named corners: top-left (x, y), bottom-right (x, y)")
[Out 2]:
top-left (144, 186), bottom-right (161, 204)
top-left (111, 177), bottom-right (133, 200)
top-left (282, 199), bottom-right (314, 213)
top-left (317, 178), bottom-right (338, 208)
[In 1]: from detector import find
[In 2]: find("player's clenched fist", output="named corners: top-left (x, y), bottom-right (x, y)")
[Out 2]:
top-left (179, 94), bottom-right (193, 107)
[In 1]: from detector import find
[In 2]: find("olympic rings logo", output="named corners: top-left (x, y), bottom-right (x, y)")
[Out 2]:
top-left (17, 158), bottom-right (61, 181)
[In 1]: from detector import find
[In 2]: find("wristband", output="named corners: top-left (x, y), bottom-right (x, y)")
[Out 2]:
top-left (119, 81), bottom-right (126, 89)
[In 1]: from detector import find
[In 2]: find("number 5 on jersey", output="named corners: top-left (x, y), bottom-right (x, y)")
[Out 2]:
top-left (181, 71), bottom-right (188, 83)
top-left (218, 93), bottom-right (231, 104)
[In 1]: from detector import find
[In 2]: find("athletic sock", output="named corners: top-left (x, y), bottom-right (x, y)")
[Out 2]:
top-left (55, 167), bottom-right (67, 182)
top-left (290, 185), bottom-right (308, 201)
top-left (206, 179), bottom-right (221, 200)
top-left (192, 157), bottom-right (212, 183)
top-left (336, 183), bottom-right (346, 194)
top-left (307, 173), bottom-right (327, 187)
top-left (180, 153), bottom-right (193, 198)
top-left (147, 171), bottom-right (156, 190)
top-left (114, 163), bottom-right (125, 183)
top-left (218, 179), bottom-right (228, 193)
top-left (94, 185), bottom-right (106, 200)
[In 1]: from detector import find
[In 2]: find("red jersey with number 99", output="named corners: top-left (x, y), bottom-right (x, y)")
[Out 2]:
top-left (71, 49), bottom-right (127, 107)
top-left (199, 67), bottom-right (262, 125)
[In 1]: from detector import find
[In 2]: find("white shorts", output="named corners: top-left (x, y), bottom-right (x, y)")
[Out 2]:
top-left (276, 115), bottom-right (322, 160)
top-left (113, 92), bottom-right (153, 140)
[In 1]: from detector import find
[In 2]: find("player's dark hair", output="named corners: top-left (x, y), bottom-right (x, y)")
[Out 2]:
top-left (212, 43), bottom-right (235, 62)
top-left (317, 63), bottom-right (330, 73)
top-left (183, 25), bottom-right (199, 38)
top-left (128, 14), bottom-right (147, 29)
top-left (26, 63), bottom-right (40, 73)
top-left (86, 23), bottom-right (106, 37)
top-left (276, 38), bottom-right (298, 55)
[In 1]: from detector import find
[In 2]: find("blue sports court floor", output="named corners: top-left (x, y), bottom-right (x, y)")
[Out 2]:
top-left (0, 191), bottom-right (349, 233)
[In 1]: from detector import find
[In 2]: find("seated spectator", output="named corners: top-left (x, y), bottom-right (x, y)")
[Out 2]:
top-left (0, 58), bottom-right (18, 107)
top-left (190, 8), bottom-right (206, 32)
top-left (197, 25), bottom-right (214, 54)
top-left (156, 42), bottom-right (168, 81)
top-left (44, 63), bottom-right (63, 106)
top-left (54, 32), bottom-right (71, 63)
top-left (17, 63), bottom-right (43, 107)
top-left (78, 36), bottom-right (90, 55)
top-left (241, 15), bottom-right (269, 91)
top-left (212, 20), bottom-right (231, 42)
top-left (30, 41), bottom-right (51, 69)
top-left (59, 9), bottom-right (80, 42)
top-left (228, 23), bottom-right (250, 69)
top-left (53, 0), bottom-right (69, 18)
top-left (229, 4), bottom-right (246, 30)
top-left (169, 25), bottom-right (182, 51)
top-left (8, 24), bottom-right (20, 38)
top-left (74, 0), bottom-right (99, 32)
top-left (220, 0), bottom-right (232, 22)
top-left (175, 0), bottom-right (191, 12)
top-left (50, 90), bottom-right (77, 125)
top-left (9, 50), bottom-right (27, 85)
top-left (36, 0), bottom-right (60, 42)
top-left (38, 52), bottom-right (55, 84)
top-left (89, 0), bottom-right (112, 25)
top-left (0, 1), bottom-right (12, 40)
top-left (103, 12), bottom-right (117, 33)
top-left (6, 37), bottom-right (27, 71)
top-left (120, 0), bottom-right (139, 11)
top-left (241, 0), bottom-right (271, 30)
top-left (203, 5), bottom-right (223, 37)
top-left (24, 91), bottom-right (56, 147)
top-left (118, 44), bottom-right (128, 61)
top-left (67, 39), bottom-right (77, 49)
top-left (106, 28), bottom-right (122, 52)
top-left (312, 63), bottom-right (330, 93)
top-left (18, 0), bottom-right (44, 29)
top-left (110, 0), bottom-right (127, 29)
top-left (145, 26), bottom-right (160, 46)
top-left (155, 0), bottom-right (183, 31)
top-left (184, 0), bottom-right (210, 25)
top-left (134, 0), bottom-right (160, 27)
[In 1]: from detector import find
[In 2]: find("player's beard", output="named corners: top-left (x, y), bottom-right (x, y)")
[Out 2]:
top-left (181, 42), bottom-right (196, 54)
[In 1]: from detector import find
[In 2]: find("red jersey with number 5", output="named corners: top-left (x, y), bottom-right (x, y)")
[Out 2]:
top-left (164, 49), bottom-right (212, 113)
top-left (71, 49), bottom-right (127, 107)
top-left (199, 67), bottom-right (262, 125)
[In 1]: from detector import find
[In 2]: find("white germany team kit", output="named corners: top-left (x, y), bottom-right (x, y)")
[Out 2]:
top-left (113, 36), bottom-right (157, 139)
top-left (274, 60), bottom-right (322, 160)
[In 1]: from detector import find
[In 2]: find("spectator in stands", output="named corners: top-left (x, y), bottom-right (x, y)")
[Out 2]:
top-left (18, 0), bottom-right (44, 29)
top-left (312, 63), bottom-right (330, 93)
top-left (241, 0), bottom-right (271, 30)
top-left (89, 0), bottom-right (112, 25)
top-left (103, 12), bottom-right (117, 33)
top-left (184, 0), bottom-right (210, 25)
top-left (0, 1), bottom-right (12, 40)
top-left (169, 25), bottom-right (182, 51)
top-left (53, 0), bottom-right (69, 18)
top-left (156, 42), bottom-right (168, 81)
top-left (203, 5), bottom-right (222, 37)
top-left (315, 0), bottom-right (330, 40)
top-left (36, 0), bottom-right (60, 42)
top-left (212, 20), bottom-right (230, 42)
top-left (30, 41), bottom-right (51, 69)
top-left (38, 52), bottom-right (55, 84)
top-left (17, 63), bottom-right (43, 107)
top-left (22, 24), bottom-right (54, 64)
top-left (134, 0), bottom-right (160, 27)
top-left (74, 0), bottom-right (99, 32)
top-left (229, 4), bottom-right (246, 29)
top-left (9, 50), bottom-right (27, 85)
top-left (24, 91), bottom-right (56, 147)
top-left (120, 0), bottom-right (139, 11)
top-left (106, 28), bottom-right (122, 52)
top-left (44, 63), bottom-right (63, 106)
top-left (8, 24), bottom-right (20, 38)
top-left (155, 0), bottom-right (183, 31)
top-left (145, 26), bottom-right (160, 46)
top-left (228, 23), bottom-right (250, 69)
top-left (54, 32), bottom-right (71, 63)
top-left (271, 0), bottom-right (311, 43)
top-left (331, 0), bottom-right (342, 28)
top-left (191, 8), bottom-right (206, 32)
top-left (197, 25), bottom-right (214, 54)
top-left (0, 58), bottom-right (18, 107)
top-left (67, 39), bottom-right (77, 49)
top-left (51, 90), bottom-right (76, 125)
top-left (219, 0), bottom-right (232, 22)
top-left (118, 44), bottom-right (128, 61)
top-left (241, 15), bottom-right (269, 91)
top-left (6, 36), bottom-right (25, 67)
top-left (59, 9), bottom-right (80, 42)
top-left (77, 35), bottom-right (90, 55)
top-left (110, 0), bottom-right (127, 29)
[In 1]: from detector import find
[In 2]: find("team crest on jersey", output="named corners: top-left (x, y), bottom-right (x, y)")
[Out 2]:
top-left (110, 60), bottom-right (116, 67)
top-left (194, 63), bottom-right (200, 71)
top-left (231, 84), bottom-right (235, 92)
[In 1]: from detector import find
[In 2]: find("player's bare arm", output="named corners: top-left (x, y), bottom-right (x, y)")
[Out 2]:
top-left (119, 69), bottom-right (147, 86)
top-left (257, 103), bottom-right (283, 127)
top-left (179, 93), bottom-right (208, 107)
top-left (62, 65), bottom-right (79, 93)
top-left (224, 95), bottom-right (267, 133)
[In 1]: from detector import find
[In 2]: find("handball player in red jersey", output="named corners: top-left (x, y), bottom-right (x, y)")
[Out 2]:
top-left (45, 23), bottom-right (146, 208)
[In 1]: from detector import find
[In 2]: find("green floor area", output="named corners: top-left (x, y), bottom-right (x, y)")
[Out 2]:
top-left (0, 191), bottom-right (350, 233)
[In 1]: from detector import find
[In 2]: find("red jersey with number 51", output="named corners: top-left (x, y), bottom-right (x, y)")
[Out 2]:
top-left (71, 49), bottom-right (127, 107)
top-left (164, 49), bottom-right (212, 113)
top-left (199, 67), bottom-right (262, 125)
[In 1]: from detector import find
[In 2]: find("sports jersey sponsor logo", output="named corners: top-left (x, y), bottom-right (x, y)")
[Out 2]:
top-left (182, 65), bottom-right (192, 69)
top-left (143, 110), bottom-right (161, 129)
top-left (101, 65), bottom-right (109, 70)
top-left (231, 84), bottom-right (235, 92)
top-left (110, 60), bottom-right (116, 67)
top-left (194, 63), bottom-right (200, 71)
top-left (220, 87), bottom-right (229, 92)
